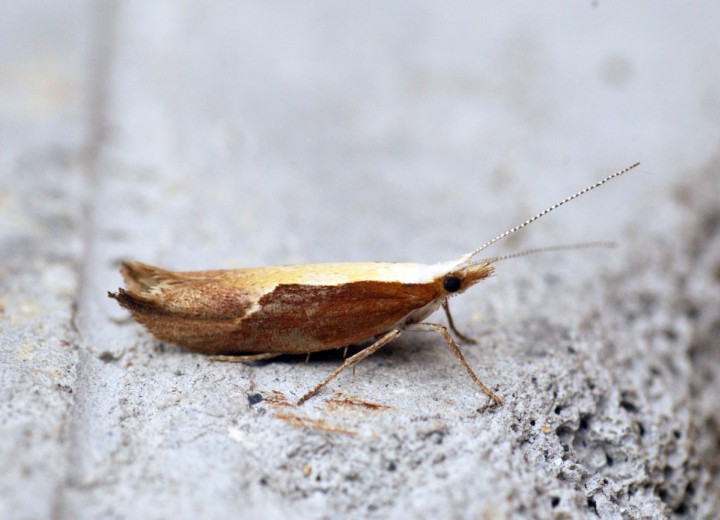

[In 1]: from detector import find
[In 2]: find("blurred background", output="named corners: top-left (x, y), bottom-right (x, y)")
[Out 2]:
top-left (3, 1), bottom-right (718, 268)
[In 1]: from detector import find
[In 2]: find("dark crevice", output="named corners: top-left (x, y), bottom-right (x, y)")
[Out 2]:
top-left (53, 3), bottom-right (120, 520)
top-left (587, 496), bottom-right (598, 515)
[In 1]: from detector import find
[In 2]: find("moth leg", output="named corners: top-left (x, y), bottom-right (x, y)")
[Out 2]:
top-left (296, 329), bottom-right (401, 405)
top-left (443, 301), bottom-right (477, 344)
top-left (210, 353), bottom-right (279, 363)
top-left (406, 322), bottom-right (502, 405)
top-left (344, 346), bottom-right (353, 374)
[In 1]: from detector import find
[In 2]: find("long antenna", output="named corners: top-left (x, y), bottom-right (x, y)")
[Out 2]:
top-left (477, 241), bottom-right (616, 265)
top-left (460, 162), bottom-right (639, 262)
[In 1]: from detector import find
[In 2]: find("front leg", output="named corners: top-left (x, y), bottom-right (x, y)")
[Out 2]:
top-left (443, 301), bottom-right (477, 345)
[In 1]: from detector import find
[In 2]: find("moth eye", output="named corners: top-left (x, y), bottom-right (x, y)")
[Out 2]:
top-left (443, 275), bottom-right (462, 292)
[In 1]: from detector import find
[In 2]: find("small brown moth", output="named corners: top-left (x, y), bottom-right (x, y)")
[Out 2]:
top-left (109, 163), bottom-right (639, 405)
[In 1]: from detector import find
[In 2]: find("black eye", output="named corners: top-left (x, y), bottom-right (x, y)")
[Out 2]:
top-left (443, 275), bottom-right (462, 292)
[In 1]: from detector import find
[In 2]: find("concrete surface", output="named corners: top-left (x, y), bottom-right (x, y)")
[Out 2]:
top-left (2, 1), bottom-right (719, 519)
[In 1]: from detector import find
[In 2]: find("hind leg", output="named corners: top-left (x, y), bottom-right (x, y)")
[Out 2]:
top-left (210, 353), bottom-right (280, 362)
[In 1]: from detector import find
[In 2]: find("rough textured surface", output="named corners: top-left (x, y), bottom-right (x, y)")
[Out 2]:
top-left (2, 2), bottom-right (719, 519)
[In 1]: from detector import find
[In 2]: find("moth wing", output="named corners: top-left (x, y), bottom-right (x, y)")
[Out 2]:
top-left (119, 261), bottom-right (183, 292)
top-left (242, 280), bottom-right (440, 352)
top-left (112, 261), bottom-right (257, 320)
top-left (109, 262), bottom-right (443, 356)
top-left (109, 262), bottom-right (263, 354)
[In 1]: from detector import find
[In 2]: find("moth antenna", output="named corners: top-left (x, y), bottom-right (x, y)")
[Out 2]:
top-left (460, 162), bottom-right (640, 263)
top-left (476, 241), bottom-right (616, 265)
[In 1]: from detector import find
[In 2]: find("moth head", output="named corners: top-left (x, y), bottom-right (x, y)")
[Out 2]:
top-left (439, 262), bottom-right (494, 296)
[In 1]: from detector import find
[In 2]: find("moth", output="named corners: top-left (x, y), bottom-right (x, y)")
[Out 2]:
top-left (109, 163), bottom-right (639, 405)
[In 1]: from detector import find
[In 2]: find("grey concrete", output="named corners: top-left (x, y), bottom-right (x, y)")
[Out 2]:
top-left (2, 1), bottom-right (719, 519)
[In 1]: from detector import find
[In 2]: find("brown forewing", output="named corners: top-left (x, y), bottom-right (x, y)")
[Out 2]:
top-left (110, 263), bottom-right (440, 355)
top-left (232, 281), bottom-right (440, 354)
